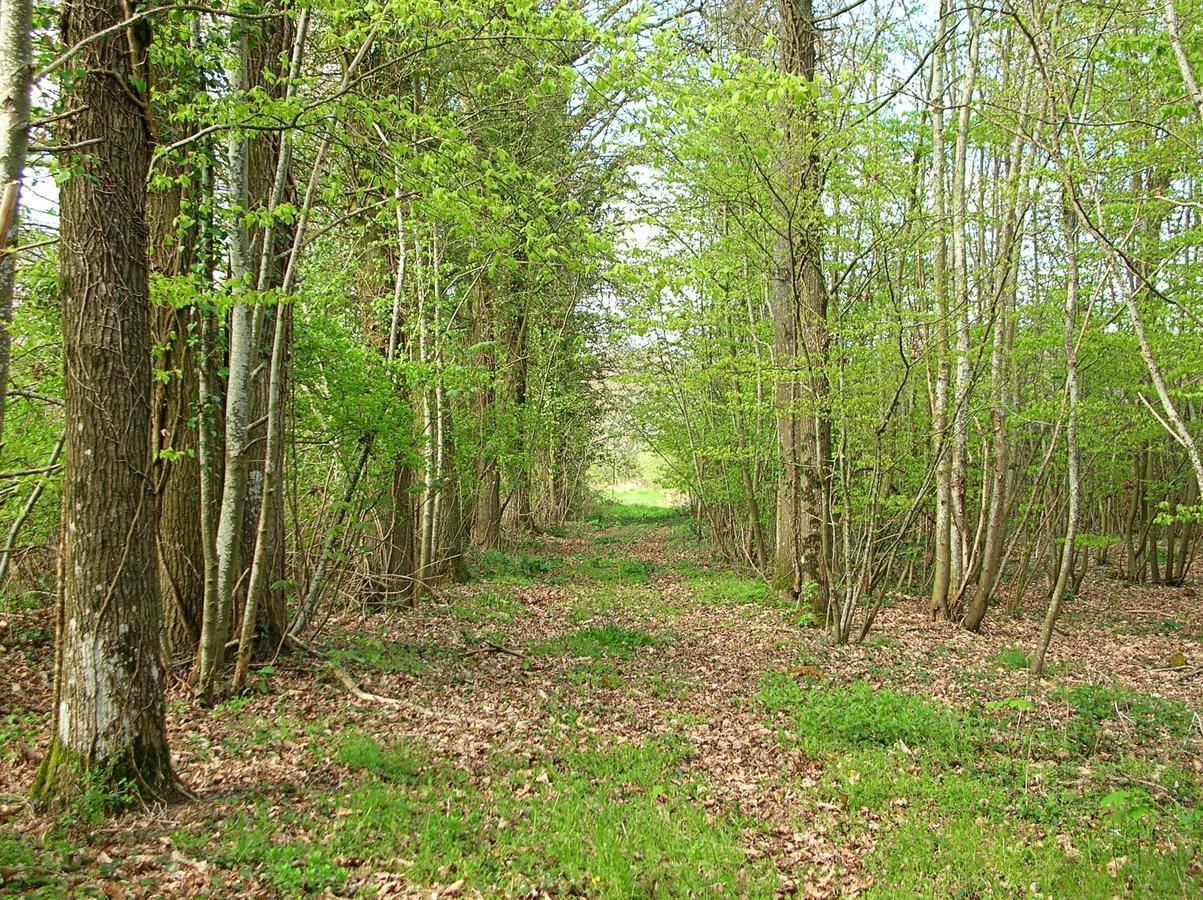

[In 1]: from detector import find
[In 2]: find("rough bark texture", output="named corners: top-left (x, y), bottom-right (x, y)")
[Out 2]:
top-left (770, 0), bottom-right (830, 624)
top-left (33, 0), bottom-right (178, 804)
top-left (470, 284), bottom-right (502, 549)
top-left (237, 11), bottom-right (294, 650)
top-left (147, 85), bottom-right (204, 656)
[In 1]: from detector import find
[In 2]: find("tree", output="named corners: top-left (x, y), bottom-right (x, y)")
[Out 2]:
top-left (770, 0), bottom-right (831, 625)
top-left (32, 0), bottom-right (178, 804)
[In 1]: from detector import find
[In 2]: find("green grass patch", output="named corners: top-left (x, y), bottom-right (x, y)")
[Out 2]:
top-left (759, 675), bottom-right (975, 756)
top-left (690, 574), bottom-right (788, 610)
top-left (451, 590), bottom-right (525, 625)
top-left (1058, 682), bottom-right (1196, 753)
top-left (172, 736), bottom-right (777, 896)
top-left (0, 707), bottom-right (42, 763)
top-left (329, 635), bottom-right (450, 677)
top-left (533, 624), bottom-right (664, 660)
top-left (757, 672), bottom-right (1203, 896)
top-left (590, 499), bottom-right (682, 527)
top-left (474, 549), bottom-right (562, 583)
top-left (571, 553), bottom-right (654, 584)
top-left (991, 646), bottom-right (1030, 671)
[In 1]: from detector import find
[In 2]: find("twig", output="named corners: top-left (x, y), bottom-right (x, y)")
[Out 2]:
top-left (284, 633), bottom-right (441, 717)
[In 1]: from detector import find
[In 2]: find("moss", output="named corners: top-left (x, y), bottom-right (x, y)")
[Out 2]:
top-left (31, 734), bottom-right (182, 812)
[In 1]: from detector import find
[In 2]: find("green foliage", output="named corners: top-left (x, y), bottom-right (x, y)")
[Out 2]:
top-left (590, 500), bottom-right (683, 527)
top-left (571, 553), bottom-right (654, 584)
top-left (691, 574), bottom-right (786, 610)
top-left (475, 549), bottom-right (562, 583)
top-left (533, 625), bottom-right (663, 659)
top-left (759, 675), bottom-right (973, 756)
top-left (330, 636), bottom-right (447, 677)
top-left (758, 676), bottom-right (1203, 896)
top-left (451, 590), bottom-right (526, 625)
top-left (1060, 683), bottom-right (1195, 752)
top-left (171, 737), bottom-right (776, 896)
top-left (990, 647), bottom-right (1031, 671)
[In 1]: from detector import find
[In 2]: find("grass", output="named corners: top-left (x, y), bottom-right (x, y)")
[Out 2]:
top-left (0, 707), bottom-right (42, 763)
top-left (473, 548), bottom-right (562, 583)
top-left (571, 552), bottom-right (654, 584)
top-left (759, 674), bottom-right (973, 755)
top-left (991, 646), bottom-right (1031, 670)
top-left (9, 494), bottom-right (1202, 897)
top-left (532, 624), bottom-right (665, 659)
top-left (758, 673), bottom-right (1203, 896)
top-left (167, 735), bottom-right (778, 897)
top-left (690, 573), bottom-right (789, 611)
top-left (329, 634), bottom-right (450, 677)
top-left (451, 589), bottom-right (526, 625)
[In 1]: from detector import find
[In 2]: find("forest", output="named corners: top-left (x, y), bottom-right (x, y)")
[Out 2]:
top-left (1, 0), bottom-right (1203, 895)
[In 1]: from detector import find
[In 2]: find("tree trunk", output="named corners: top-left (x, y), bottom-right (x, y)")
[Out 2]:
top-left (197, 20), bottom-right (256, 697)
top-left (948, 5), bottom-right (980, 600)
top-left (470, 282), bottom-right (502, 548)
top-left (237, 9), bottom-right (295, 650)
top-left (33, 0), bottom-right (178, 804)
top-left (770, 0), bottom-right (831, 625)
top-left (147, 50), bottom-right (205, 655)
top-left (1033, 193), bottom-right (1081, 676)
top-left (0, 0), bottom-right (33, 463)
top-left (927, 0), bottom-right (952, 619)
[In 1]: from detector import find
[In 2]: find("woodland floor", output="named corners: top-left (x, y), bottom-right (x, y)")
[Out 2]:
top-left (2, 495), bottom-right (1203, 897)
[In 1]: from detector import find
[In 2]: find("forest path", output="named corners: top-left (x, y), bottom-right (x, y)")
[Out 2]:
top-left (5, 498), bottom-right (1203, 896)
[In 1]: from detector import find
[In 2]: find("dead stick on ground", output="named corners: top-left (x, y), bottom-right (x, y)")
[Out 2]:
top-left (286, 633), bottom-right (442, 718)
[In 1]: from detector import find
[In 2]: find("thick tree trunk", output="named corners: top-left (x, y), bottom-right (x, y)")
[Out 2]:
top-left (33, 0), bottom-right (178, 804)
top-left (771, 0), bottom-right (830, 625)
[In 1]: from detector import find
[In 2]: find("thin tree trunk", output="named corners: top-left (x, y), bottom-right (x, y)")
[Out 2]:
top-left (197, 20), bottom-right (256, 697)
top-left (949, 4), bottom-right (980, 598)
top-left (928, 0), bottom-right (952, 619)
top-left (1034, 193), bottom-right (1081, 675)
top-left (1163, 0), bottom-right (1203, 119)
top-left (0, 430), bottom-right (63, 584)
top-left (0, 0), bottom-right (33, 463)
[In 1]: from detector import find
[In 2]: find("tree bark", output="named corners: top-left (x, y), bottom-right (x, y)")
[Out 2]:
top-left (0, 0), bottom-right (32, 464)
top-left (948, 4), bottom-right (980, 599)
top-left (1033, 193), bottom-right (1081, 675)
top-left (197, 19), bottom-right (256, 697)
top-left (237, 9), bottom-right (295, 650)
top-left (927, 0), bottom-right (952, 620)
top-left (771, 0), bottom-right (831, 625)
top-left (147, 40), bottom-right (205, 656)
top-left (33, 0), bottom-right (178, 804)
